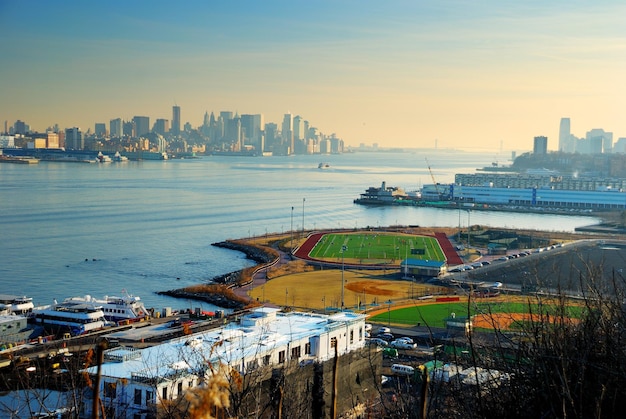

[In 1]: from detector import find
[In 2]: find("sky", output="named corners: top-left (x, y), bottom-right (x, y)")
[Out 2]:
top-left (1, 0), bottom-right (625, 152)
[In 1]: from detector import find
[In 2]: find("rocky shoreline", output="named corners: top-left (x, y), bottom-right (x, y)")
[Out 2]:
top-left (156, 288), bottom-right (246, 310)
top-left (156, 240), bottom-right (278, 309)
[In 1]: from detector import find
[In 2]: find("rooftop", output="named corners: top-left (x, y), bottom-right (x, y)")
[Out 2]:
top-left (87, 308), bottom-right (365, 380)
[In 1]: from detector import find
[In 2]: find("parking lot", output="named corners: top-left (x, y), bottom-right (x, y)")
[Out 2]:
top-left (446, 239), bottom-right (626, 296)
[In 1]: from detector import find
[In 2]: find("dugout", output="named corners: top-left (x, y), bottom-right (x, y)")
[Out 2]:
top-left (402, 259), bottom-right (447, 278)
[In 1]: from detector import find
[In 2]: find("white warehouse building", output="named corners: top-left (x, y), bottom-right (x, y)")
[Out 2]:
top-left (82, 307), bottom-right (366, 418)
top-left (421, 183), bottom-right (626, 210)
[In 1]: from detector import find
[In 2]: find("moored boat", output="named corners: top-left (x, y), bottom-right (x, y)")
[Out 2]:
top-left (0, 294), bottom-right (34, 316)
top-left (113, 151), bottom-right (129, 162)
top-left (30, 300), bottom-right (109, 336)
top-left (62, 292), bottom-right (148, 325)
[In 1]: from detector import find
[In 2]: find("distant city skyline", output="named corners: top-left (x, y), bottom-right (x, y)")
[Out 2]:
top-left (2, 1), bottom-right (626, 152)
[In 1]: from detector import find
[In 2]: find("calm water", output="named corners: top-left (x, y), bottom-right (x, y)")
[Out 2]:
top-left (0, 150), bottom-right (598, 310)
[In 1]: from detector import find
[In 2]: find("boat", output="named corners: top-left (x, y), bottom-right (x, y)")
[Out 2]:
top-left (30, 299), bottom-right (110, 336)
top-left (318, 162), bottom-right (330, 169)
top-left (353, 181), bottom-right (416, 206)
top-left (97, 152), bottom-right (113, 163)
top-left (61, 293), bottom-right (148, 325)
top-left (0, 294), bottom-right (34, 316)
top-left (113, 151), bottom-right (129, 162)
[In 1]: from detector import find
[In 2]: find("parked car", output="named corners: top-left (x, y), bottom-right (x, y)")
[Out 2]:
top-left (391, 364), bottom-right (415, 376)
top-left (377, 326), bottom-right (391, 334)
top-left (396, 336), bottom-right (414, 344)
top-left (377, 333), bottom-right (395, 342)
top-left (367, 338), bottom-right (388, 347)
top-left (390, 339), bottom-right (417, 350)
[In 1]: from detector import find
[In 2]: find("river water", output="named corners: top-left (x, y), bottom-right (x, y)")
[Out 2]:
top-left (0, 150), bottom-right (598, 311)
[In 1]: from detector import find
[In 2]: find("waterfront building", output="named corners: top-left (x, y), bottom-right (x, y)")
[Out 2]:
top-left (422, 182), bottom-right (626, 210)
top-left (454, 172), bottom-right (626, 191)
top-left (81, 308), bottom-right (368, 418)
top-left (0, 135), bottom-right (15, 148)
top-left (46, 132), bottom-right (59, 148)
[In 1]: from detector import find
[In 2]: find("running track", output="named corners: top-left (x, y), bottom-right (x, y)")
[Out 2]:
top-left (294, 231), bottom-right (463, 266)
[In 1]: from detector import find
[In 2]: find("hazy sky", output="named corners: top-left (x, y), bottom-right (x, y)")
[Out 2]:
top-left (1, 0), bottom-right (625, 152)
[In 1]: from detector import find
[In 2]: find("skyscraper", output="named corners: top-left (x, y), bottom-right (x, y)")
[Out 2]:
top-left (282, 113), bottom-right (293, 154)
top-left (110, 118), bottom-right (122, 138)
top-left (153, 119), bottom-right (170, 135)
top-left (95, 123), bottom-right (106, 137)
top-left (559, 118), bottom-right (572, 152)
top-left (65, 127), bottom-right (83, 150)
top-left (172, 105), bottom-right (181, 136)
top-left (133, 116), bottom-right (150, 137)
top-left (533, 136), bottom-right (548, 155)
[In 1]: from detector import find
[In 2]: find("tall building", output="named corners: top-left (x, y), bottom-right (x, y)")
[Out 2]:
top-left (559, 118), bottom-right (572, 152)
top-left (586, 128), bottom-right (613, 154)
top-left (172, 105), bottom-right (181, 136)
top-left (533, 136), bottom-right (548, 155)
top-left (94, 123), bottom-right (107, 137)
top-left (65, 127), bottom-right (83, 150)
top-left (123, 120), bottom-right (136, 137)
top-left (110, 118), bottom-right (122, 138)
top-left (13, 120), bottom-right (27, 135)
top-left (219, 111), bottom-right (234, 141)
top-left (153, 119), bottom-right (170, 135)
top-left (46, 132), bottom-right (59, 148)
top-left (133, 116), bottom-right (150, 137)
top-left (282, 113), bottom-right (293, 154)
top-left (240, 114), bottom-right (264, 151)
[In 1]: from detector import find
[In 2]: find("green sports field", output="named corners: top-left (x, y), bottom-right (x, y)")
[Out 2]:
top-left (369, 301), bottom-right (584, 328)
top-left (308, 232), bottom-right (445, 266)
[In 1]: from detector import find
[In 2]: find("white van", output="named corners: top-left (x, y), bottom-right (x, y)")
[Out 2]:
top-left (391, 364), bottom-right (415, 376)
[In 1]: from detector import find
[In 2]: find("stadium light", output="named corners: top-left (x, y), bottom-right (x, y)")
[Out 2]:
top-left (341, 244), bottom-right (347, 310)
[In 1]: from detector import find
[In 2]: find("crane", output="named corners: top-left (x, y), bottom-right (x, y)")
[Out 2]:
top-left (425, 158), bottom-right (441, 198)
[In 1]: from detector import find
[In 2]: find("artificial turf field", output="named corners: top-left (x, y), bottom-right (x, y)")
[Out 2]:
top-left (307, 232), bottom-right (445, 266)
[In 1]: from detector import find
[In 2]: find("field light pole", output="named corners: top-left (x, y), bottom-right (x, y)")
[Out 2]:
top-left (341, 245), bottom-right (347, 310)
top-left (467, 210), bottom-right (471, 247)
top-left (290, 206), bottom-right (294, 254)
top-left (302, 197), bottom-right (305, 237)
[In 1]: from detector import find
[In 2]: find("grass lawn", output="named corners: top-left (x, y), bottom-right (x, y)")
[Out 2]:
top-left (308, 232), bottom-right (445, 265)
top-left (368, 300), bottom-right (585, 329)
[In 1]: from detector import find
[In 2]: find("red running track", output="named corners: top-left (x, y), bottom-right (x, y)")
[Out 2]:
top-left (295, 231), bottom-right (463, 266)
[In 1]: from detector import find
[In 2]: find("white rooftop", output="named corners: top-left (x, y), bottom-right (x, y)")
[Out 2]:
top-left (87, 308), bottom-right (365, 380)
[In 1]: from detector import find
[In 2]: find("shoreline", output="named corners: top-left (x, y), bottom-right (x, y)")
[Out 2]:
top-left (157, 222), bottom-right (626, 310)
